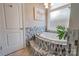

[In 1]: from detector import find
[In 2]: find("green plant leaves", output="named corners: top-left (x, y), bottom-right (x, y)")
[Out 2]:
top-left (56, 25), bottom-right (65, 40)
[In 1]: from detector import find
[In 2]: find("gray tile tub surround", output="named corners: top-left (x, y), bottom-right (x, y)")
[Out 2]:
top-left (67, 29), bottom-right (79, 56)
top-left (25, 26), bottom-right (45, 46)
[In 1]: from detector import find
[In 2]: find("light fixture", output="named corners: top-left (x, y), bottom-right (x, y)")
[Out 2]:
top-left (44, 3), bottom-right (49, 8)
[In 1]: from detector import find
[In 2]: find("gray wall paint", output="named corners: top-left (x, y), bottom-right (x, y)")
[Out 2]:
top-left (23, 3), bottom-right (45, 27)
top-left (69, 3), bottom-right (79, 30)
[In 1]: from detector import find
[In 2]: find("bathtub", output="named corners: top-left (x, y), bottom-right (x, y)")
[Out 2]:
top-left (36, 32), bottom-right (67, 45)
top-left (30, 32), bottom-right (68, 56)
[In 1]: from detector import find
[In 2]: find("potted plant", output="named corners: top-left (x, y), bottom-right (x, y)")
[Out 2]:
top-left (56, 25), bottom-right (66, 40)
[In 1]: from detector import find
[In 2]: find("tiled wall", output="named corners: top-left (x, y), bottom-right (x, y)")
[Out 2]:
top-left (25, 26), bottom-right (45, 46)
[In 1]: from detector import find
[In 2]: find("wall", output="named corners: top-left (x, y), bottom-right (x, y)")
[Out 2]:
top-left (22, 3), bottom-right (46, 47)
top-left (69, 3), bottom-right (79, 30)
top-left (68, 3), bottom-right (79, 55)
top-left (23, 3), bottom-right (45, 27)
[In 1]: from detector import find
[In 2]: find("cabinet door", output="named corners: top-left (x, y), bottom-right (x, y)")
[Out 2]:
top-left (4, 4), bottom-right (24, 54)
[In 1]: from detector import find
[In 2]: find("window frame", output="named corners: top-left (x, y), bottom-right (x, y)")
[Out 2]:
top-left (46, 4), bottom-right (71, 32)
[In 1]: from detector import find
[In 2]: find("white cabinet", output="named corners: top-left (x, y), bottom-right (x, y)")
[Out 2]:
top-left (0, 4), bottom-right (24, 55)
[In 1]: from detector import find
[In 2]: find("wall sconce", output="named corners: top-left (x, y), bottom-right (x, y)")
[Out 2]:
top-left (44, 3), bottom-right (49, 8)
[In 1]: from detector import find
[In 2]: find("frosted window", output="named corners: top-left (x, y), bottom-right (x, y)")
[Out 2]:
top-left (48, 7), bottom-right (70, 31)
